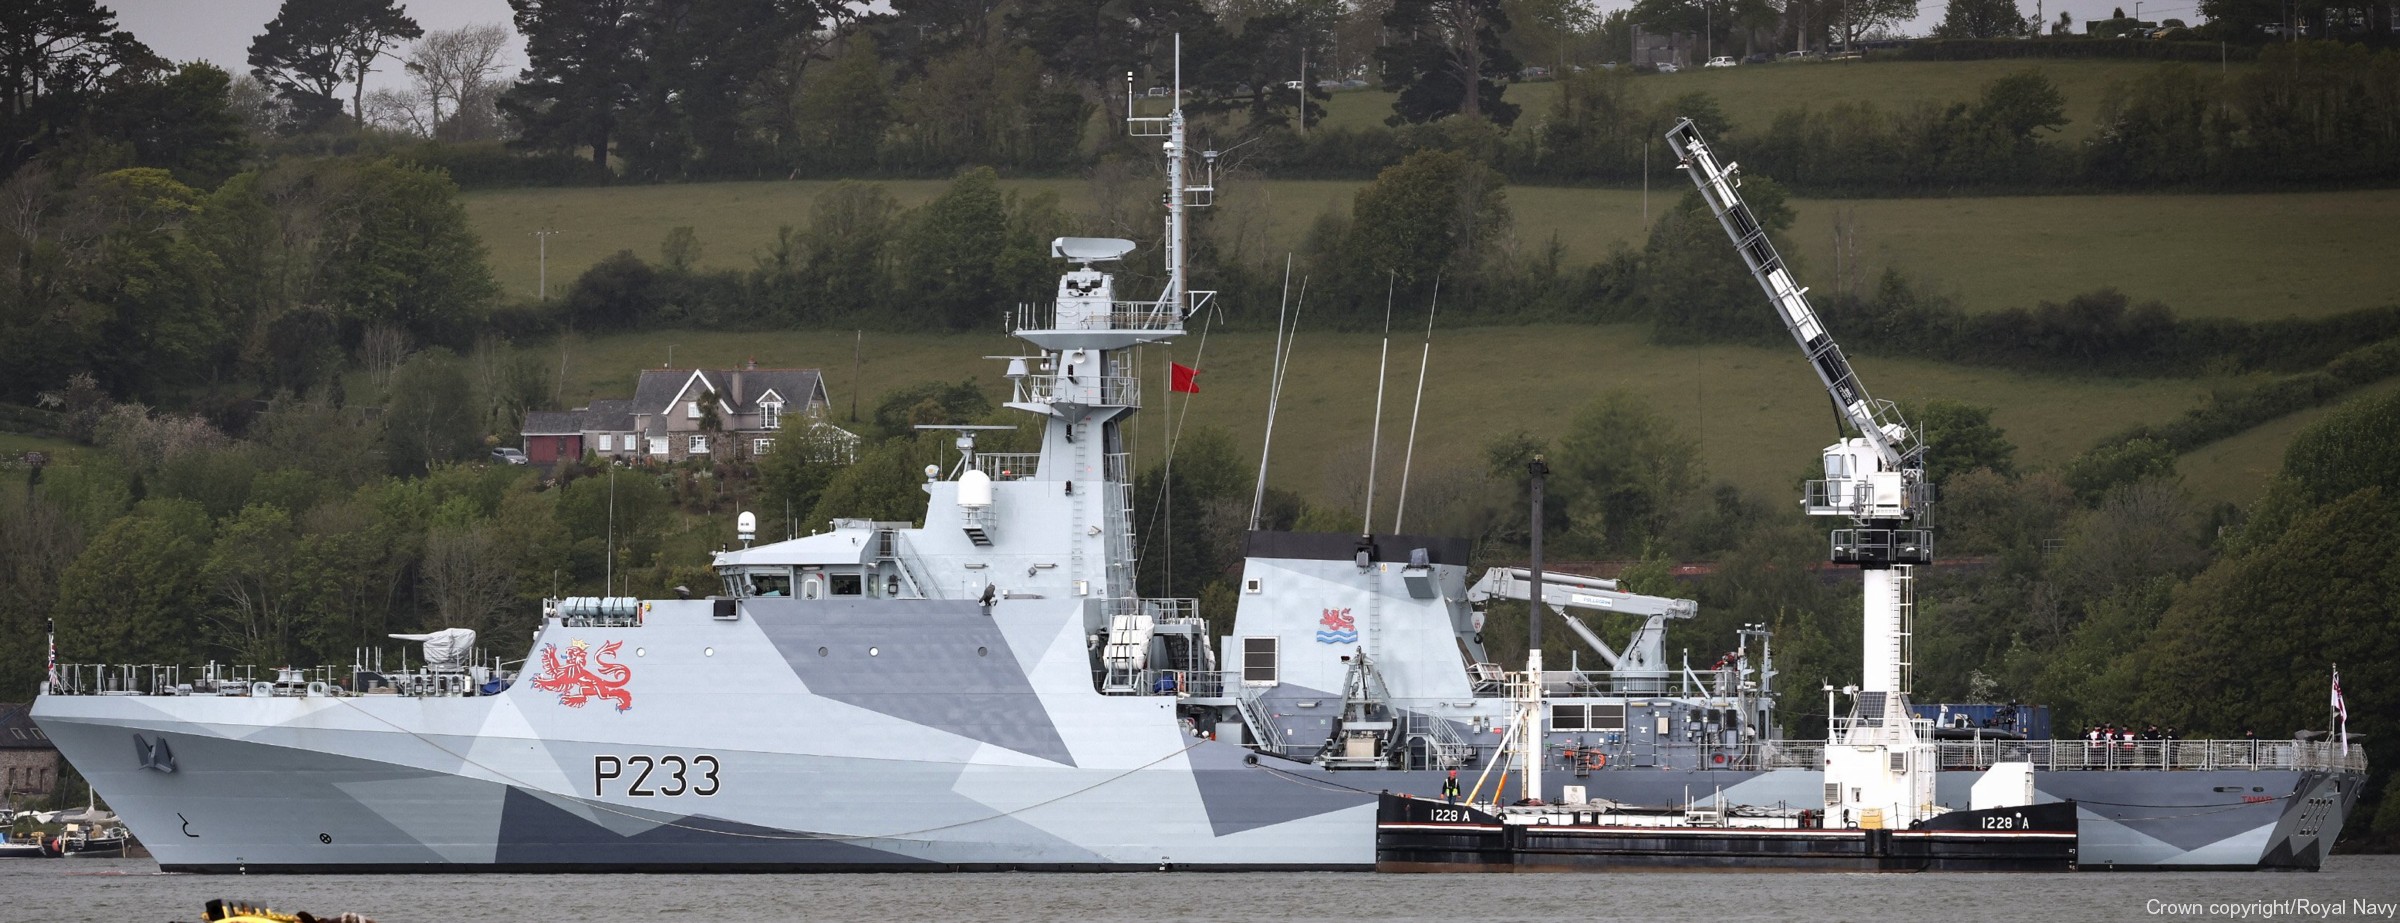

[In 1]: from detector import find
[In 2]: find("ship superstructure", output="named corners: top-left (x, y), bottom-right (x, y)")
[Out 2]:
top-left (29, 87), bottom-right (2364, 874)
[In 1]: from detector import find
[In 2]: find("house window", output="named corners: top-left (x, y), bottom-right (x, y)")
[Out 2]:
top-left (687, 400), bottom-right (702, 419)
top-left (761, 400), bottom-right (783, 430)
top-left (754, 438), bottom-right (773, 456)
top-left (1242, 637), bottom-right (1278, 683)
top-left (598, 434), bottom-right (614, 452)
top-left (648, 437), bottom-right (668, 456)
top-left (688, 434), bottom-right (709, 453)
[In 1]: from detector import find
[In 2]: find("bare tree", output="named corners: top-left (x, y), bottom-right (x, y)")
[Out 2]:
top-left (1830, 206), bottom-right (1862, 298)
top-left (364, 86), bottom-right (430, 135)
top-left (1827, 0), bottom-right (1920, 47)
top-left (361, 323), bottom-right (413, 391)
top-left (403, 24), bottom-right (512, 141)
top-left (421, 523), bottom-right (516, 634)
top-left (225, 74), bottom-right (286, 139)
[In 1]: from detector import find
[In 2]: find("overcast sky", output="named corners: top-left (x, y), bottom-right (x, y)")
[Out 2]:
top-left (114, 0), bottom-right (526, 93)
top-left (112, 0), bottom-right (2202, 92)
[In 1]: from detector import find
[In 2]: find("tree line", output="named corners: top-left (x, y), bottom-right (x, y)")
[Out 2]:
top-left (18, 0), bottom-right (2400, 199)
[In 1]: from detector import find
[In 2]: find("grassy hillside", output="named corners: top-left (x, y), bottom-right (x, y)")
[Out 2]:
top-left (469, 181), bottom-right (2400, 322)
top-left (552, 324), bottom-right (2243, 509)
top-left (1315, 58), bottom-right (2253, 145)
top-left (464, 55), bottom-right (2391, 514)
top-left (2176, 376), bottom-right (2400, 504)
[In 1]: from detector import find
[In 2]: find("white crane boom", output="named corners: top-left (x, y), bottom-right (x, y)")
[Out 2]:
top-left (1464, 567), bottom-right (1693, 677)
top-left (1662, 119), bottom-right (1918, 475)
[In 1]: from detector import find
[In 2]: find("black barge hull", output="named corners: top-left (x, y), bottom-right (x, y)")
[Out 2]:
top-left (1377, 795), bottom-right (2078, 872)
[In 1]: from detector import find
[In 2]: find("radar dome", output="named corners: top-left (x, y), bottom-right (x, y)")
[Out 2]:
top-left (957, 469), bottom-right (993, 507)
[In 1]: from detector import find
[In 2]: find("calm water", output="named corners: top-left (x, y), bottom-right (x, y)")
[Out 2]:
top-left (8, 856), bottom-right (2400, 922)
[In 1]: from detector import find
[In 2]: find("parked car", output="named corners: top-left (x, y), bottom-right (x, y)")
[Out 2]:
top-left (1655, 62), bottom-right (1681, 73)
top-left (1704, 56), bottom-right (1737, 68)
top-left (492, 447), bottom-right (529, 466)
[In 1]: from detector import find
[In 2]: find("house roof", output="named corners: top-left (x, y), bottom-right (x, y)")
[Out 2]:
top-left (528, 369), bottom-right (831, 440)
top-left (583, 400), bottom-right (637, 431)
top-left (633, 368), bottom-right (827, 417)
top-left (520, 399), bottom-right (654, 439)
top-left (0, 704), bottom-right (52, 750)
top-left (522, 411), bottom-right (584, 436)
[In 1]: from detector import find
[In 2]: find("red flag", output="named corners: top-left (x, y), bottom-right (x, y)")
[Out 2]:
top-left (1170, 362), bottom-right (1201, 394)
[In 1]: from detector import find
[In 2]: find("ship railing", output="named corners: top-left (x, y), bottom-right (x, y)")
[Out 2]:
top-left (1013, 372), bottom-right (1141, 410)
top-left (1103, 597), bottom-right (1200, 622)
top-left (972, 453), bottom-right (1041, 479)
top-left (1761, 741), bottom-right (1824, 769)
top-left (1106, 668), bottom-right (1221, 698)
top-left (1405, 713), bottom-right (1479, 770)
top-left (1014, 301), bottom-right (1186, 333)
top-left (1179, 670), bottom-right (1235, 699)
top-left (1863, 739), bottom-right (2373, 773)
top-left (46, 662), bottom-right (351, 697)
top-left (45, 663), bottom-right (187, 696)
top-left (1236, 685), bottom-right (1285, 755)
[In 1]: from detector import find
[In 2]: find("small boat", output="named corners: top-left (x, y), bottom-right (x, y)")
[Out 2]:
top-left (55, 822), bottom-right (134, 858)
top-left (190, 899), bottom-right (379, 923)
top-left (0, 835), bottom-right (49, 858)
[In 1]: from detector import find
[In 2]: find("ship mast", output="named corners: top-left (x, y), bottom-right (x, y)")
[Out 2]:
top-left (991, 42), bottom-right (1214, 606)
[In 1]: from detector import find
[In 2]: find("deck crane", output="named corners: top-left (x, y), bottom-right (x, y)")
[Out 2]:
top-left (1463, 567), bottom-right (1695, 696)
top-left (1664, 118), bottom-right (1940, 828)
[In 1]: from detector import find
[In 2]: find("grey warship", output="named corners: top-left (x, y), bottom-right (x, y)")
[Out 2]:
top-left (34, 85), bottom-right (2363, 873)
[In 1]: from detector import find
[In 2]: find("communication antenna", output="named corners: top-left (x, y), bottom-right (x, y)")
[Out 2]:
top-left (1363, 272), bottom-right (1395, 532)
top-left (1250, 261), bottom-right (1306, 530)
top-left (1392, 276), bottom-right (1441, 533)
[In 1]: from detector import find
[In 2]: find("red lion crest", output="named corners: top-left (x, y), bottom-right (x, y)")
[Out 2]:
top-left (530, 639), bottom-right (632, 711)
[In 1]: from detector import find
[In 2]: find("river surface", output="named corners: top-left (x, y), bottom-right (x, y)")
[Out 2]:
top-left (8, 855), bottom-right (2400, 922)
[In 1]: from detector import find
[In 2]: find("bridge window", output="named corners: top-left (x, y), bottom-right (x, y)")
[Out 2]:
top-left (1552, 704), bottom-right (1587, 731)
top-left (830, 573), bottom-right (863, 596)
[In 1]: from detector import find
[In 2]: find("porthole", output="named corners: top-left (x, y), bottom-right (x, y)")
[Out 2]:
top-left (635, 647), bottom-right (646, 657)
top-left (869, 646), bottom-right (880, 657)
top-left (704, 647), bottom-right (715, 657)
top-left (977, 646), bottom-right (988, 657)
top-left (817, 646), bottom-right (828, 657)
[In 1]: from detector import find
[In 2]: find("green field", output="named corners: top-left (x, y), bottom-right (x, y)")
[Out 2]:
top-left (469, 181), bottom-right (2400, 322)
top-left (551, 325), bottom-right (2241, 509)
top-left (0, 432), bottom-right (77, 458)
top-left (2176, 376), bottom-right (2400, 505)
top-left (462, 53), bottom-right (2394, 514)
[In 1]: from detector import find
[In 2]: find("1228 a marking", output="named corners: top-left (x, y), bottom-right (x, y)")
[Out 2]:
top-left (595, 755), bottom-right (720, 797)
